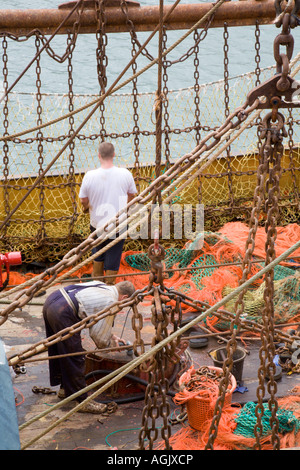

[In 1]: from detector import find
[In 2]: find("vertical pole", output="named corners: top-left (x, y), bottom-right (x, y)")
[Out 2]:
top-left (154, 0), bottom-right (164, 207)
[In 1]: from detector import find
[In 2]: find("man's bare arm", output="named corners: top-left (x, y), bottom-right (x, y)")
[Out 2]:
top-left (127, 193), bottom-right (137, 204)
top-left (80, 197), bottom-right (90, 213)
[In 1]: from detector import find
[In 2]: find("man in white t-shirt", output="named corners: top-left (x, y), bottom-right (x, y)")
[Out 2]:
top-left (79, 142), bottom-right (137, 283)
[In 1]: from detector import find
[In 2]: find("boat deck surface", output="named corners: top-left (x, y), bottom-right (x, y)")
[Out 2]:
top-left (1, 281), bottom-right (300, 451)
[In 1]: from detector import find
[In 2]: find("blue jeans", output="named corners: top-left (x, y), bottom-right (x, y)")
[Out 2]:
top-left (90, 225), bottom-right (125, 270)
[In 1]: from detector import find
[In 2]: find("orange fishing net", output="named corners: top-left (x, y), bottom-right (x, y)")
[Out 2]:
top-left (5, 223), bottom-right (300, 325)
top-left (219, 222), bottom-right (300, 267)
top-left (174, 366), bottom-right (236, 431)
top-left (119, 222), bottom-right (300, 313)
top-left (156, 385), bottom-right (300, 450)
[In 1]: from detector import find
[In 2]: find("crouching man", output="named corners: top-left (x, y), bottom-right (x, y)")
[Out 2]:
top-left (43, 280), bottom-right (135, 413)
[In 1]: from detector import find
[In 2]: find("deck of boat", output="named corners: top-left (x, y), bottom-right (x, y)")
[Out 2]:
top-left (1, 281), bottom-right (300, 451)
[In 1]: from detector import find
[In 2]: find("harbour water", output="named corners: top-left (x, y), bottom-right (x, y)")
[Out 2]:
top-left (2, 0), bottom-right (299, 93)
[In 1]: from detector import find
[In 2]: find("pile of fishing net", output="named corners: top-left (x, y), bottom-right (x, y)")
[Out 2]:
top-left (119, 222), bottom-right (300, 325)
top-left (222, 271), bottom-right (300, 326)
top-left (6, 222), bottom-right (300, 328)
top-left (156, 367), bottom-right (300, 450)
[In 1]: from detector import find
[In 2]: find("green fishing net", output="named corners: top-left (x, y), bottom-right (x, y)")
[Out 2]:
top-left (234, 401), bottom-right (300, 438)
top-left (124, 231), bottom-right (299, 324)
top-left (223, 271), bottom-right (299, 324)
top-left (125, 247), bottom-right (193, 273)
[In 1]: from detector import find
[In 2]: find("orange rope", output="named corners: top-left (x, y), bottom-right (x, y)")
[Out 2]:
top-left (219, 222), bottom-right (300, 267)
top-left (4, 223), bottom-right (300, 323)
top-left (156, 385), bottom-right (300, 450)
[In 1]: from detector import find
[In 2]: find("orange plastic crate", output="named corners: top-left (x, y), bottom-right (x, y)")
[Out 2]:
top-left (179, 366), bottom-right (236, 430)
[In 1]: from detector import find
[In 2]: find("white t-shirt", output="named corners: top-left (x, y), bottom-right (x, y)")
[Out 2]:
top-left (79, 166), bottom-right (137, 230)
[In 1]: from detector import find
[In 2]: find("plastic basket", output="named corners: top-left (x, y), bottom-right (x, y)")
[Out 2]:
top-left (179, 366), bottom-right (236, 431)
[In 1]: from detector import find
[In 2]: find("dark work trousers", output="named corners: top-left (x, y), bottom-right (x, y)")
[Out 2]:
top-left (42, 289), bottom-right (88, 402)
top-left (90, 225), bottom-right (125, 270)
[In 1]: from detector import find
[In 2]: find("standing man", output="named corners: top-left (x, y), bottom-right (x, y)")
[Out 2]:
top-left (43, 280), bottom-right (135, 413)
top-left (79, 142), bottom-right (137, 284)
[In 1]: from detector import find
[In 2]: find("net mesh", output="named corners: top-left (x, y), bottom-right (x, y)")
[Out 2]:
top-left (234, 401), bottom-right (300, 438)
top-left (1, 65), bottom-right (300, 262)
top-left (6, 221), bottom-right (300, 328)
top-left (120, 222), bottom-right (300, 325)
top-left (155, 386), bottom-right (300, 450)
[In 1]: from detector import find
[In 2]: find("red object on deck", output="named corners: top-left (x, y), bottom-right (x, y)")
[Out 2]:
top-left (0, 252), bottom-right (22, 288)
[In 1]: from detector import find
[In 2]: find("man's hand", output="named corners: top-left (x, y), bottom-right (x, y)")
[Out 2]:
top-left (111, 334), bottom-right (126, 350)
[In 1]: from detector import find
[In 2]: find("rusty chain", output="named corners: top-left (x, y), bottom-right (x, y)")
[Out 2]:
top-left (35, 36), bottom-right (46, 245)
top-left (138, 242), bottom-right (183, 450)
top-left (95, 0), bottom-right (108, 141)
top-left (1, 36), bottom-right (10, 239)
top-left (67, 31), bottom-right (78, 236)
top-left (0, 0), bottom-right (85, 104)
top-left (205, 13), bottom-right (295, 450)
top-left (120, 0), bottom-right (142, 191)
top-left (120, 0), bottom-right (155, 63)
top-left (139, 287), bottom-right (173, 450)
top-left (223, 22), bottom-right (234, 211)
top-left (0, 93), bottom-right (259, 324)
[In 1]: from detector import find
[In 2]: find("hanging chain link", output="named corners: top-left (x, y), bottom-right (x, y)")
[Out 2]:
top-left (223, 22), bottom-right (234, 210)
top-left (205, 12), bottom-right (296, 450)
top-left (120, 0), bottom-right (155, 62)
top-left (139, 287), bottom-right (173, 450)
top-left (1, 36), bottom-right (10, 239)
top-left (35, 35), bottom-right (46, 244)
top-left (67, 32), bottom-right (78, 236)
top-left (253, 110), bottom-right (286, 450)
top-left (162, 27), bottom-right (171, 168)
top-left (139, 233), bottom-right (185, 449)
top-left (95, 0), bottom-right (108, 141)
top-left (120, 0), bottom-right (141, 191)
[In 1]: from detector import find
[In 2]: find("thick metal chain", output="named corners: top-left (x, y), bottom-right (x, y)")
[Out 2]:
top-left (139, 287), bottom-right (173, 450)
top-left (163, 10), bottom-right (216, 68)
top-left (0, 4), bottom-right (84, 65)
top-left (205, 13), bottom-right (295, 450)
top-left (254, 14), bottom-right (297, 448)
top-left (131, 301), bottom-right (146, 360)
top-left (205, 111), bottom-right (285, 450)
top-left (254, 20), bottom-right (261, 87)
top-left (1, 36), bottom-right (10, 240)
top-left (95, 0), bottom-right (108, 141)
top-left (120, 0), bottom-right (155, 62)
top-left (162, 28), bottom-right (171, 168)
top-left (35, 36), bottom-right (46, 244)
top-left (253, 112), bottom-right (286, 449)
top-left (120, 0), bottom-right (141, 191)
top-left (138, 237), bottom-right (185, 449)
top-left (193, 28), bottom-right (201, 147)
top-left (67, 32), bottom-right (78, 236)
top-left (223, 22), bottom-right (234, 210)
top-left (0, 96), bottom-right (259, 324)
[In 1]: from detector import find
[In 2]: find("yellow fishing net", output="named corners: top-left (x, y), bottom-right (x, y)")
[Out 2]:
top-left (0, 66), bottom-right (299, 262)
